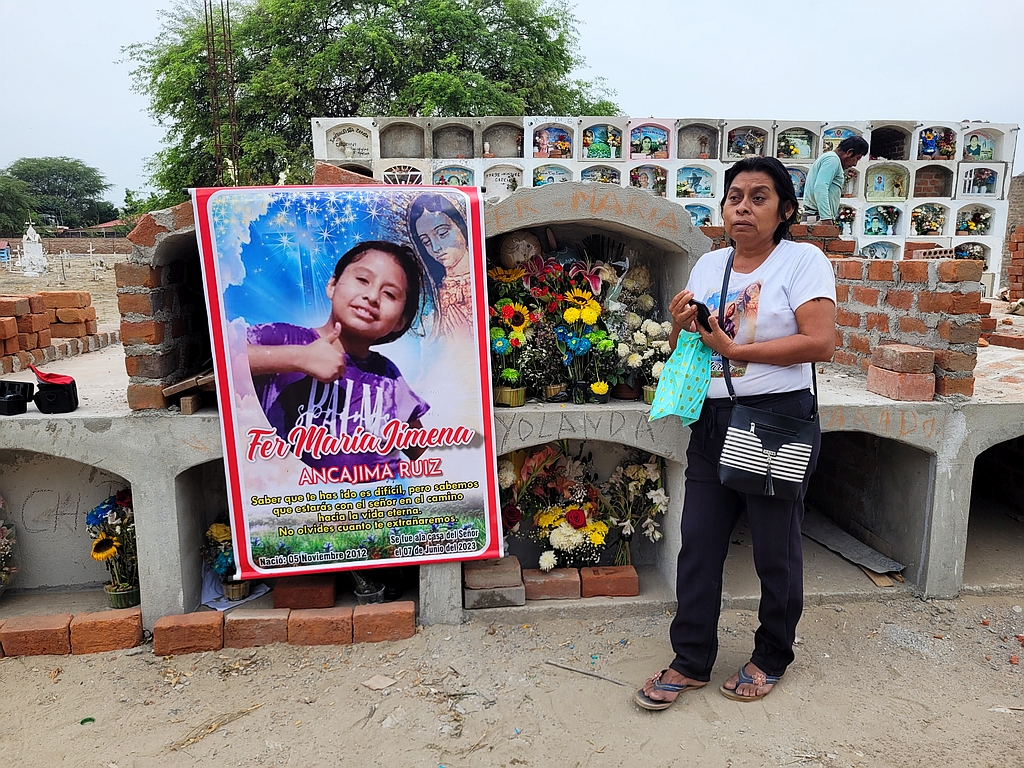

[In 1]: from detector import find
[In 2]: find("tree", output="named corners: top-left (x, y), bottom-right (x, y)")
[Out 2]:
top-left (128, 0), bottom-right (619, 199)
top-left (0, 175), bottom-right (34, 237)
top-left (4, 157), bottom-right (113, 229)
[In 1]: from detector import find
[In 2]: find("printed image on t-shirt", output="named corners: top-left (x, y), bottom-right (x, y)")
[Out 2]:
top-left (705, 279), bottom-right (762, 378)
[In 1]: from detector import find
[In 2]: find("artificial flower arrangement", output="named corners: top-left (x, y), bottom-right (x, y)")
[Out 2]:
top-left (203, 521), bottom-right (251, 600)
top-left (0, 492), bottom-right (18, 596)
top-left (876, 205), bottom-right (901, 232)
top-left (776, 136), bottom-right (801, 158)
top-left (86, 489), bottom-right (140, 606)
top-left (936, 129), bottom-right (957, 158)
top-left (487, 265), bottom-right (537, 395)
top-left (836, 206), bottom-right (857, 227)
top-left (603, 263), bottom-right (672, 389)
top-left (954, 242), bottom-right (986, 261)
top-left (911, 204), bottom-right (945, 235)
top-left (955, 208), bottom-right (992, 236)
top-left (676, 180), bottom-right (695, 198)
top-left (601, 451), bottom-right (668, 566)
top-left (630, 166), bottom-right (667, 195)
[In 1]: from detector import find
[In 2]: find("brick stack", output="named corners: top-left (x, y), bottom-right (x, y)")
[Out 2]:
top-left (866, 344), bottom-right (936, 401)
top-left (830, 258), bottom-right (982, 397)
top-left (462, 556), bottom-right (525, 607)
top-left (1006, 225), bottom-right (1024, 301)
top-left (700, 222), bottom-right (855, 258)
top-left (0, 291), bottom-right (118, 375)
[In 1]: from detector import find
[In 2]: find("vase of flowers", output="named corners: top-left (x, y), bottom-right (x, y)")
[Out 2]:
top-left (911, 205), bottom-right (945, 236)
top-left (836, 206), bottom-right (856, 235)
top-left (0, 493), bottom-right (19, 599)
top-left (877, 205), bottom-right (901, 236)
top-left (495, 386), bottom-right (527, 407)
top-left (87, 489), bottom-right (140, 609)
top-left (203, 521), bottom-right (249, 600)
top-left (601, 452), bottom-right (669, 566)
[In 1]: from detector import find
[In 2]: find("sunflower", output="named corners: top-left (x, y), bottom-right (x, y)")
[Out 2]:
top-left (91, 533), bottom-right (120, 562)
top-left (565, 287), bottom-right (594, 307)
top-left (488, 266), bottom-right (526, 283)
top-left (503, 302), bottom-right (532, 333)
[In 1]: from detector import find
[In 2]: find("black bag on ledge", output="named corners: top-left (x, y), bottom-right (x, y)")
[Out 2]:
top-left (30, 365), bottom-right (79, 414)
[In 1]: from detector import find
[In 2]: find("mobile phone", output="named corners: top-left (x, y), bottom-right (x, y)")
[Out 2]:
top-left (689, 299), bottom-right (713, 332)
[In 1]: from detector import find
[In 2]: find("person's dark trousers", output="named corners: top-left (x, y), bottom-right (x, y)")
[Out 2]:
top-left (668, 389), bottom-right (820, 683)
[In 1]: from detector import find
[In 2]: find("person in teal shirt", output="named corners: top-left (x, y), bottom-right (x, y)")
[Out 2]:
top-left (802, 136), bottom-right (868, 225)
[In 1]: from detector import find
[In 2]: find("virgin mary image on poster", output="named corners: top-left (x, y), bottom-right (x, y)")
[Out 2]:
top-left (706, 280), bottom-right (761, 377)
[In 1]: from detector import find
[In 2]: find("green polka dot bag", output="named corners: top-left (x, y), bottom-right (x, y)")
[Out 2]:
top-left (648, 330), bottom-right (711, 426)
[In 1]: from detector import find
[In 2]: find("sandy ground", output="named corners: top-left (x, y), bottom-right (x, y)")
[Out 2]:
top-left (1, 593), bottom-right (1023, 767)
top-left (1, 254), bottom-right (126, 330)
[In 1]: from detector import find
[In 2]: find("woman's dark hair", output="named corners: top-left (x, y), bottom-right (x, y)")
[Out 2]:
top-left (407, 193), bottom-right (469, 291)
top-left (720, 157), bottom-right (798, 244)
top-left (837, 136), bottom-right (869, 156)
top-left (331, 240), bottom-right (427, 344)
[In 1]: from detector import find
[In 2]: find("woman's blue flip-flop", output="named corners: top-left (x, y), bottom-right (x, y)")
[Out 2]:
top-left (633, 669), bottom-right (696, 711)
top-left (719, 665), bottom-right (781, 702)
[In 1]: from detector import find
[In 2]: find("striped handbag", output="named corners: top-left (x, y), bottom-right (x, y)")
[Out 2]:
top-left (715, 251), bottom-right (817, 500)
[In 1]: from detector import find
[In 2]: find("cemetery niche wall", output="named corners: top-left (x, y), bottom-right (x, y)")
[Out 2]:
top-left (311, 116), bottom-right (1017, 290)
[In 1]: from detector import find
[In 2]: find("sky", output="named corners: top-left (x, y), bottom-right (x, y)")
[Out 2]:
top-left (2, 0), bottom-right (1023, 208)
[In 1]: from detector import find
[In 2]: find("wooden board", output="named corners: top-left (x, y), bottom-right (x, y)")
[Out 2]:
top-left (859, 565), bottom-right (894, 588)
top-left (162, 369), bottom-right (215, 397)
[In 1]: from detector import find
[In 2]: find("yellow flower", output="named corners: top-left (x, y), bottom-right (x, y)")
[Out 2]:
top-left (91, 533), bottom-right (120, 562)
top-left (588, 531), bottom-right (605, 545)
top-left (563, 307), bottom-right (581, 323)
top-left (590, 381), bottom-right (609, 395)
top-left (503, 302), bottom-right (532, 333)
top-left (208, 523), bottom-right (232, 543)
top-left (580, 307), bottom-right (599, 325)
top-left (488, 266), bottom-right (526, 283)
top-left (565, 288), bottom-right (593, 307)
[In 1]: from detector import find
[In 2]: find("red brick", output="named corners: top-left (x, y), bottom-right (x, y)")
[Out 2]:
top-left (897, 261), bottom-right (930, 283)
top-left (120, 320), bottom-right (165, 345)
top-left (934, 376), bottom-right (975, 397)
top-left (918, 292), bottom-right (952, 314)
top-left (837, 308), bottom-right (862, 329)
top-left (836, 260), bottom-right (864, 279)
top-left (898, 316), bottom-right (927, 334)
top-left (115, 262), bottom-right (163, 289)
top-left (288, 607), bottom-right (353, 646)
top-left (835, 284), bottom-right (850, 302)
top-left (866, 313), bottom-right (890, 332)
top-left (153, 612), bottom-right (224, 655)
top-left (50, 322), bottom-right (87, 338)
top-left (352, 601), bottom-right (416, 643)
top-left (849, 333), bottom-right (871, 355)
top-left (937, 260), bottom-right (984, 283)
top-left (37, 291), bottom-right (90, 309)
top-left (1012, 227), bottom-right (1024, 243)
top-left (979, 302), bottom-right (992, 316)
top-left (126, 214), bottom-right (170, 248)
top-left (85, 319), bottom-right (98, 335)
top-left (4, 336), bottom-right (19, 354)
top-left (866, 365), bottom-right (935, 401)
top-left (811, 224), bottom-right (840, 238)
top-left (70, 608), bottom-right (143, 654)
top-left (980, 317), bottom-right (998, 332)
top-left (224, 609), bottom-right (290, 648)
top-left (17, 332), bottom-right (37, 350)
top-left (0, 297), bottom-right (30, 315)
top-left (0, 317), bottom-right (16, 339)
top-left (853, 286), bottom-right (880, 306)
top-left (126, 384), bottom-right (167, 410)
top-left (937, 320), bottom-right (981, 344)
top-left (125, 351), bottom-right (179, 378)
top-left (56, 306), bottom-right (97, 323)
top-left (30, 348), bottom-right (45, 364)
top-left (46, 308), bottom-right (57, 323)
top-left (789, 224), bottom-right (808, 237)
top-left (117, 292), bottom-right (159, 316)
top-left (463, 556), bottom-right (522, 590)
top-left (24, 294), bottom-right (44, 313)
top-left (580, 565), bottom-right (639, 597)
top-left (522, 568), bottom-right (581, 600)
top-left (0, 356), bottom-right (12, 374)
top-left (826, 238), bottom-right (857, 253)
top-left (171, 200), bottom-right (195, 231)
top-left (987, 334), bottom-right (1024, 351)
top-left (0, 614), bottom-right (72, 656)
top-left (948, 291), bottom-right (981, 315)
top-left (934, 349), bottom-right (977, 372)
top-left (884, 289), bottom-right (913, 310)
top-left (312, 162), bottom-right (376, 186)
top-left (867, 261), bottom-right (896, 282)
top-left (16, 313), bottom-right (49, 333)
top-left (15, 350), bottom-right (32, 369)
top-left (832, 350), bottom-right (860, 368)
top-left (871, 343), bottom-right (934, 373)
top-left (36, 328), bottom-right (50, 348)
top-left (1010, 265), bottom-right (1024, 276)
top-left (272, 574), bottom-right (336, 609)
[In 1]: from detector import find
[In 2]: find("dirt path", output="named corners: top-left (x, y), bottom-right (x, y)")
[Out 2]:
top-left (2, 593), bottom-right (1022, 767)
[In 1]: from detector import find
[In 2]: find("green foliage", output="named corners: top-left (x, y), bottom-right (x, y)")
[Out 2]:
top-left (128, 0), bottom-right (619, 196)
top-left (0, 175), bottom-right (34, 237)
top-left (4, 156), bottom-right (113, 229)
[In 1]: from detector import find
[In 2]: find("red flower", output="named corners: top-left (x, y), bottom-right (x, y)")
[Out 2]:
top-left (565, 507), bottom-right (588, 529)
top-left (510, 337), bottom-right (521, 347)
top-left (547, 301), bottom-right (558, 313)
top-left (115, 489), bottom-right (132, 508)
top-left (501, 304), bottom-right (515, 320)
top-left (501, 504), bottom-right (522, 531)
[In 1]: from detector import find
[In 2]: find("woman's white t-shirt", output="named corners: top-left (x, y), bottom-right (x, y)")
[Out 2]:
top-left (685, 240), bottom-right (836, 399)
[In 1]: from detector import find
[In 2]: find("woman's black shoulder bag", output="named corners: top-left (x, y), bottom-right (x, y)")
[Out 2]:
top-left (716, 249), bottom-right (817, 500)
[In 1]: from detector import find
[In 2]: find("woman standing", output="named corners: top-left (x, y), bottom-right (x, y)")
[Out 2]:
top-left (408, 193), bottom-right (473, 339)
top-left (635, 157), bottom-right (836, 709)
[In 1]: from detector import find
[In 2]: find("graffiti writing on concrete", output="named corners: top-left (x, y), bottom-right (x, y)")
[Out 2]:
top-left (493, 409), bottom-right (680, 459)
top-left (821, 407), bottom-right (939, 442)
top-left (488, 187), bottom-right (679, 235)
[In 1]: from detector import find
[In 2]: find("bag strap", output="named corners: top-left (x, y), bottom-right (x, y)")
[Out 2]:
top-left (717, 248), bottom-right (818, 416)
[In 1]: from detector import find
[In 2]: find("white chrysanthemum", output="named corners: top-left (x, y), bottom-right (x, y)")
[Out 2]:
top-left (642, 318), bottom-right (663, 338)
top-left (549, 522), bottom-right (586, 551)
top-left (661, 321), bottom-right (673, 335)
top-left (497, 460), bottom-right (516, 489)
top-left (651, 361), bottom-right (664, 379)
top-left (622, 276), bottom-right (637, 292)
top-left (617, 342), bottom-right (631, 359)
top-left (659, 341), bottom-right (672, 355)
top-left (627, 353), bottom-right (643, 368)
top-left (637, 294), bottom-right (656, 312)
top-left (630, 265), bottom-right (652, 290)
top-left (632, 331), bottom-right (648, 347)
top-left (625, 312), bottom-right (642, 329)
top-left (642, 349), bottom-right (655, 360)
top-left (538, 550), bottom-right (557, 571)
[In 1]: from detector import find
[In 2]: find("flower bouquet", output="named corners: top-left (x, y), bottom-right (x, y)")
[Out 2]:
top-left (955, 208), bottom-right (992, 236)
top-left (777, 136), bottom-right (800, 158)
top-left (203, 521), bottom-right (249, 600)
top-left (87, 489), bottom-right (140, 608)
top-left (0, 492), bottom-right (18, 598)
top-left (954, 242), bottom-right (986, 261)
top-left (911, 205), bottom-right (945, 235)
top-left (488, 265), bottom-right (538, 405)
top-left (601, 452), bottom-right (668, 565)
top-left (877, 205), bottom-right (901, 234)
top-left (836, 206), bottom-right (856, 234)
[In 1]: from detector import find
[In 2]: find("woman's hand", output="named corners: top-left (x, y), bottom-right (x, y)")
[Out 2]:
top-left (667, 290), bottom-right (697, 350)
top-left (695, 315), bottom-right (738, 358)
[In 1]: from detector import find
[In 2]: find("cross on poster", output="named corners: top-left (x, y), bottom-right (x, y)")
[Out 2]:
top-left (193, 185), bottom-right (502, 579)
